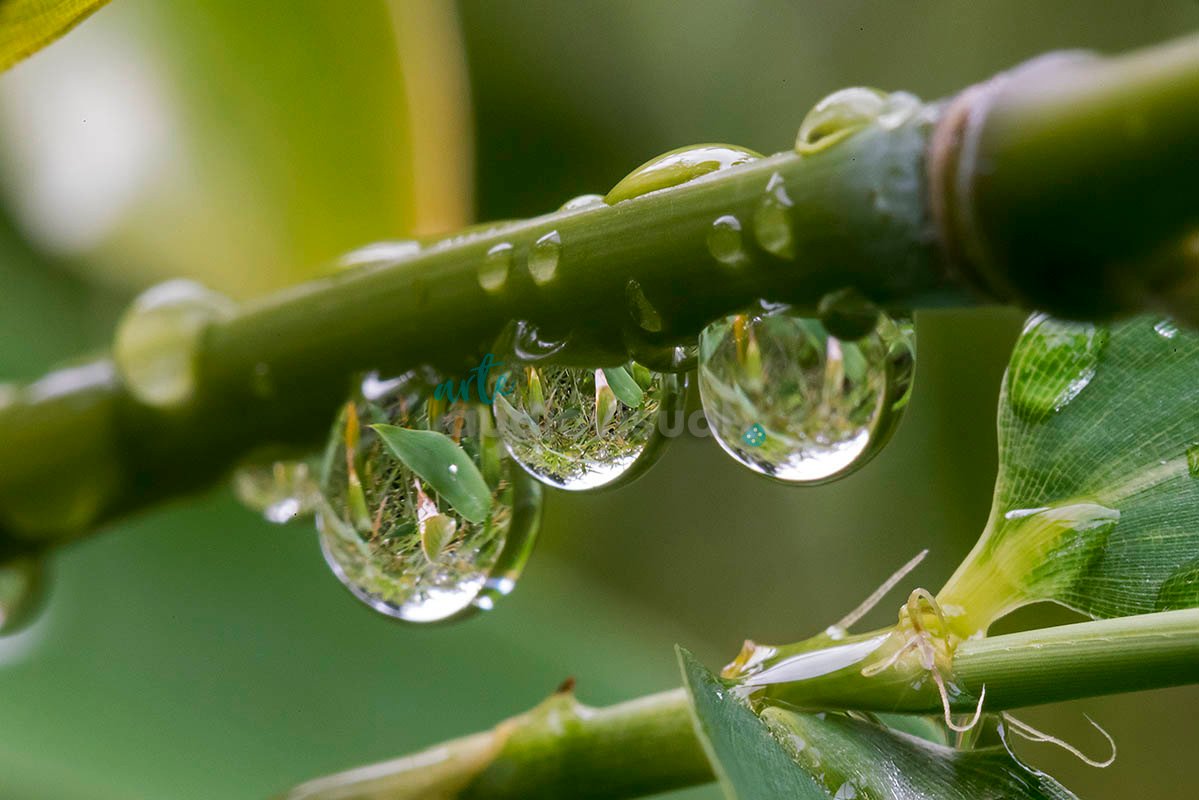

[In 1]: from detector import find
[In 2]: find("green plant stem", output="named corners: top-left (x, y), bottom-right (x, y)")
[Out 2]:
top-left (2, 35), bottom-right (1199, 548)
top-left (281, 688), bottom-right (710, 800)
top-left (286, 610), bottom-right (1199, 800)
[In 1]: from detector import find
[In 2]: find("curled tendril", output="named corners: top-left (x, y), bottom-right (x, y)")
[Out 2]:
top-left (1000, 712), bottom-right (1117, 768)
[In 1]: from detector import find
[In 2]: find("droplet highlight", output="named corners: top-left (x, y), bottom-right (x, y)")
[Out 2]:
top-left (490, 354), bottom-right (684, 491)
top-left (1154, 318), bottom-right (1179, 339)
top-left (113, 279), bottom-right (237, 408)
top-left (698, 305), bottom-right (913, 483)
top-left (708, 215), bottom-right (747, 267)
top-left (528, 230), bottom-right (562, 285)
top-left (606, 144), bottom-right (762, 205)
top-left (478, 242), bottom-right (514, 293)
top-left (317, 370), bottom-right (541, 623)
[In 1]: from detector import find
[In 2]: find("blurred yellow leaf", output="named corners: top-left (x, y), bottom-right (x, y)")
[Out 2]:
top-left (0, 0), bottom-right (108, 70)
top-left (0, 0), bottom-right (472, 297)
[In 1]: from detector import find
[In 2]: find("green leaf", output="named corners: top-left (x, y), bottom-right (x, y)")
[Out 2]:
top-left (940, 315), bottom-right (1199, 635)
top-left (370, 425), bottom-right (492, 524)
top-left (601, 366), bottom-right (645, 408)
top-left (679, 647), bottom-right (1076, 800)
top-left (419, 514), bottom-right (456, 562)
top-left (0, 0), bottom-right (107, 70)
top-left (678, 647), bottom-right (826, 800)
top-left (761, 710), bottom-right (1076, 800)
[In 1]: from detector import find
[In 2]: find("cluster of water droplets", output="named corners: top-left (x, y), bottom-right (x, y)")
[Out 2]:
top-left (225, 105), bottom-right (928, 622)
top-left (697, 302), bottom-right (914, 484)
top-left (315, 369), bottom-right (540, 623)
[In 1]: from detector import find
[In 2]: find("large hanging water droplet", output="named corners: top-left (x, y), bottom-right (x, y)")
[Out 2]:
top-left (317, 370), bottom-right (541, 623)
top-left (606, 144), bottom-right (762, 204)
top-left (1007, 313), bottom-right (1107, 423)
top-left (232, 456), bottom-right (321, 524)
top-left (0, 556), bottom-right (45, 637)
top-left (753, 173), bottom-right (796, 259)
top-left (490, 347), bottom-right (684, 491)
top-left (698, 305), bottom-right (914, 483)
top-left (478, 242), bottom-right (514, 293)
top-left (113, 280), bottom-right (236, 408)
top-left (528, 230), bottom-right (562, 286)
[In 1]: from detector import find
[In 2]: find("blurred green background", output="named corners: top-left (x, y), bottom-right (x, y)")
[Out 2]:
top-left (1, 2), bottom-right (1197, 798)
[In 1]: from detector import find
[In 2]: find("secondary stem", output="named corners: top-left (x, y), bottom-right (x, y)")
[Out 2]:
top-left (282, 610), bottom-right (1199, 800)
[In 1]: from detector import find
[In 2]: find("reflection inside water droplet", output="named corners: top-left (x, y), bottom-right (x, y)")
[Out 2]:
top-left (490, 350), bottom-right (684, 491)
top-left (698, 305), bottom-right (913, 484)
top-left (317, 370), bottom-right (540, 623)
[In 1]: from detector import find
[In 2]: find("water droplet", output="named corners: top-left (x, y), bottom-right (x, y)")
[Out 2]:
top-left (528, 230), bottom-right (562, 285)
top-left (796, 87), bottom-right (888, 154)
top-left (0, 556), bottom-right (45, 637)
top-left (317, 370), bottom-right (541, 623)
top-left (489, 354), bottom-right (684, 491)
top-left (753, 173), bottom-right (795, 259)
top-left (698, 306), bottom-right (912, 483)
top-left (1188, 443), bottom-right (1199, 477)
top-left (113, 280), bottom-right (236, 408)
top-left (606, 144), bottom-right (762, 204)
top-left (1008, 313), bottom-right (1107, 423)
top-left (335, 240), bottom-right (421, 270)
top-left (707, 215), bottom-right (746, 267)
top-left (1154, 318), bottom-right (1179, 339)
top-left (626, 279), bottom-right (664, 333)
top-left (232, 457), bottom-right (320, 524)
top-left (796, 88), bottom-right (922, 154)
top-left (478, 242), bottom-right (513, 293)
top-left (1155, 558), bottom-right (1199, 611)
top-left (833, 782), bottom-right (860, 800)
top-left (559, 193), bottom-right (605, 211)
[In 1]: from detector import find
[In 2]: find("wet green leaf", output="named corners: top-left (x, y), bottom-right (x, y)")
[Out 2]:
top-left (602, 366), bottom-right (645, 408)
top-left (0, 0), bottom-right (107, 70)
top-left (679, 647), bottom-right (1075, 800)
top-left (370, 425), bottom-right (492, 524)
top-left (678, 647), bottom-right (826, 800)
top-left (940, 315), bottom-right (1199, 634)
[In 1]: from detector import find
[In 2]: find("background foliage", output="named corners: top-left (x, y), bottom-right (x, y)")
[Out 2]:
top-left (0, 2), bottom-right (1197, 798)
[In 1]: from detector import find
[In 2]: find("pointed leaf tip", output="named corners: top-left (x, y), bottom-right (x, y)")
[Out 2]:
top-left (371, 424), bottom-right (492, 524)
